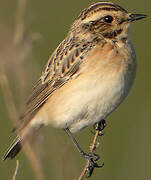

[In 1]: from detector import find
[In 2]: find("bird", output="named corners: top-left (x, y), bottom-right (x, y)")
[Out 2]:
top-left (3, 1), bottom-right (147, 171)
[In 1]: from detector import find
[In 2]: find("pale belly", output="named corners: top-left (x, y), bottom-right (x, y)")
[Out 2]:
top-left (68, 72), bottom-right (132, 133)
top-left (33, 65), bottom-right (135, 133)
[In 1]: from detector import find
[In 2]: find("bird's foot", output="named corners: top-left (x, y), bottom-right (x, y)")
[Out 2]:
top-left (82, 152), bottom-right (104, 178)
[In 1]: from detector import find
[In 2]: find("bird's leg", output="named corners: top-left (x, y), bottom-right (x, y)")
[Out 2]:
top-left (64, 128), bottom-right (103, 177)
top-left (64, 128), bottom-right (85, 157)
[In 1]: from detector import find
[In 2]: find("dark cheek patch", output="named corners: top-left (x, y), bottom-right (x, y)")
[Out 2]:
top-left (102, 28), bottom-right (123, 38)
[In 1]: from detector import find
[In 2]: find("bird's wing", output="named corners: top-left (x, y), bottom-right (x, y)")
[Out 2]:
top-left (16, 38), bottom-right (94, 131)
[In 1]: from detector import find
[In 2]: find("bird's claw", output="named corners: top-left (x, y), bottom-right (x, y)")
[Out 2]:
top-left (83, 152), bottom-right (104, 178)
top-left (86, 158), bottom-right (104, 178)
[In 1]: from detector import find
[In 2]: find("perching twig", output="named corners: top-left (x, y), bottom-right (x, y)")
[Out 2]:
top-left (77, 120), bottom-right (106, 180)
top-left (12, 160), bottom-right (19, 180)
top-left (77, 131), bottom-right (100, 180)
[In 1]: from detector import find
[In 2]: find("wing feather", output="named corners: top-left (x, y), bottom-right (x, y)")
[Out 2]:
top-left (17, 37), bottom-right (93, 130)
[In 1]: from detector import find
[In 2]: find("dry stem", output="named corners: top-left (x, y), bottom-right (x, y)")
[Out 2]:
top-left (77, 128), bottom-right (101, 180)
top-left (12, 160), bottom-right (19, 180)
top-left (0, 0), bottom-right (44, 180)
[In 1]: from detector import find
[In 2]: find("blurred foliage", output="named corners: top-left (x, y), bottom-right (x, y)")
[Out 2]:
top-left (0, 0), bottom-right (150, 180)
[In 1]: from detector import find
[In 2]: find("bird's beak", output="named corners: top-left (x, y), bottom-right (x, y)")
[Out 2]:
top-left (129, 13), bottom-right (147, 21)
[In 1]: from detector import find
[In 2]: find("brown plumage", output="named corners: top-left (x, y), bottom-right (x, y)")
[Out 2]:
top-left (3, 1), bottom-right (146, 161)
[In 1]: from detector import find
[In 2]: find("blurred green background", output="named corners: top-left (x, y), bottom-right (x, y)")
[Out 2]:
top-left (0, 0), bottom-right (150, 179)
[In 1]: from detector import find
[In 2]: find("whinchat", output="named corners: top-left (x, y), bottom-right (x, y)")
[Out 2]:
top-left (3, 1), bottom-right (147, 171)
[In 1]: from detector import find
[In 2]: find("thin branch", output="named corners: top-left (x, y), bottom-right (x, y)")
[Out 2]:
top-left (13, 0), bottom-right (26, 45)
top-left (0, 64), bottom-right (19, 122)
top-left (12, 160), bottom-right (19, 180)
top-left (77, 125), bottom-right (103, 180)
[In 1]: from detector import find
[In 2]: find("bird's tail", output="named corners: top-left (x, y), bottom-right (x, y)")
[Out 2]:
top-left (2, 123), bottom-right (38, 161)
top-left (2, 136), bottom-right (22, 160)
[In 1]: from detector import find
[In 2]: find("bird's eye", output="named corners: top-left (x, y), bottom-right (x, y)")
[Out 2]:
top-left (103, 15), bottom-right (113, 23)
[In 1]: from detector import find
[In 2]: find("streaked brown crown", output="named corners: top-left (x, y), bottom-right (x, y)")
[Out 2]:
top-left (79, 2), bottom-right (127, 20)
top-left (70, 2), bottom-right (132, 40)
